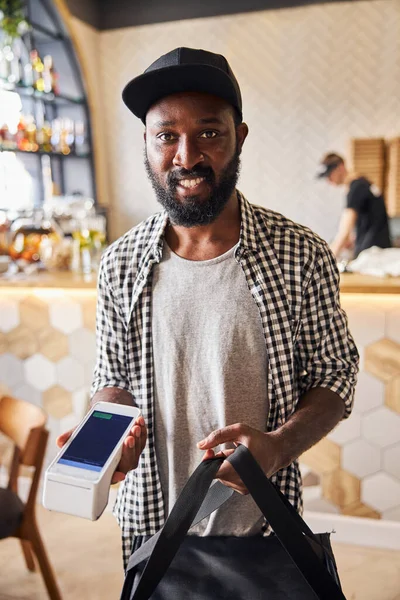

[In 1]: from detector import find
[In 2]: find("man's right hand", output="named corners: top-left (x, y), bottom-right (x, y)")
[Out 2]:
top-left (56, 415), bottom-right (147, 484)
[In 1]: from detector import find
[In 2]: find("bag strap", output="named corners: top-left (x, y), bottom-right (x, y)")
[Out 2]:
top-left (125, 446), bottom-right (346, 600)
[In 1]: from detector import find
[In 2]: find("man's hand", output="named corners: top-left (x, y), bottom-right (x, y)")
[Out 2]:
top-left (197, 423), bottom-right (282, 495)
top-left (56, 415), bottom-right (147, 484)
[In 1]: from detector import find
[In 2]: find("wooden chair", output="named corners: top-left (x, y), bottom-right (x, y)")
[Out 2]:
top-left (0, 395), bottom-right (62, 600)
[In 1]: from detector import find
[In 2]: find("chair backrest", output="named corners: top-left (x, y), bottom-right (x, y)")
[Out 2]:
top-left (0, 396), bottom-right (47, 462)
top-left (0, 395), bottom-right (48, 514)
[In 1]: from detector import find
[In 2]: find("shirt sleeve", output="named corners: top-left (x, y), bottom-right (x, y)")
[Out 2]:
top-left (347, 179), bottom-right (368, 213)
top-left (90, 256), bottom-right (132, 398)
top-left (296, 242), bottom-right (359, 418)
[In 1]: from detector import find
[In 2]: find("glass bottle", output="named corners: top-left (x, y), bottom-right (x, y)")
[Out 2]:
top-left (30, 50), bottom-right (45, 93)
top-left (25, 114), bottom-right (38, 152)
top-left (43, 55), bottom-right (59, 95)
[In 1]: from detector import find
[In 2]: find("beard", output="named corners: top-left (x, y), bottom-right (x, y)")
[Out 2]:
top-left (144, 149), bottom-right (241, 227)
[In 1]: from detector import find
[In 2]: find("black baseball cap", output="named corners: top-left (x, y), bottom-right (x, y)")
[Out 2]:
top-left (122, 47), bottom-right (243, 124)
top-left (315, 153), bottom-right (344, 179)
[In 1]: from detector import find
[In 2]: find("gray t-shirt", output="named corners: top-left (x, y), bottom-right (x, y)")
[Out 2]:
top-left (152, 243), bottom-right (268, 535)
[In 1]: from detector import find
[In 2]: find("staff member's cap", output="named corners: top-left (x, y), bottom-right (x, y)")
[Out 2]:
top-left (315, 153), bottom-right (344, 179)
top-left (122, 47), bottom-right (243, 124)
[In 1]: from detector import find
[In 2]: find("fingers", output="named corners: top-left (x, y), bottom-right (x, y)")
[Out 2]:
top-left (197, 423), bottom-right (250, 450)
top-left (216, 463), bottom-right (249, 495)
top-left (201, 449), bottom-right (215, 461)
top-left (111, 471), bottom-right (126, 485)
top-left (117, 417), bottom-right (147, 475)
top-left (56, 428), bottom-right (75, 448)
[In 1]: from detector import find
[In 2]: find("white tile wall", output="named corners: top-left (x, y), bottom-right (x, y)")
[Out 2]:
top-left (342, 439), bottom-right (381, 479)
top-left (352, 371), bottom-right (385, 414)
top-left (95, 0), bottom-right (400, 241)
top-left (362, 473), bottom-right (400, 512)
top-left (24, 354), bottom-right (56, 392)
top-left (328, 412), bottom-right (361, 445)
top-left (362, 407), bottom-right (400, 449)
top-left (49, 299), bottom-right (83, 335)
top-left (0, 299), bottom-right (20, 333)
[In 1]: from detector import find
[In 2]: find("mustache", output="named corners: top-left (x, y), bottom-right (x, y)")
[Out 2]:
top-left (168, 166), bottom-right (215, 188)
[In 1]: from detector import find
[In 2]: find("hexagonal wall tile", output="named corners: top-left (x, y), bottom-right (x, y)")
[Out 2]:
top-left (365, 339), bottom-right (400, 383)
top-left (362, 407), bottom-right (400, 448)
top-left (85, 363), bottom-right (95, 388)
top-left (383, 446), bottom-right (400, 481)
top-left (327, 413), bottom-right (361, 445)
top-left (6, 325), bottom-right (38, 359)
top-left (43, 385), bottom-right (73, 419)
top-left (361, 473), bottom-right (400, 512)
top-left (60, 413), bottom-right (79, 433)
top-left (300, 438), bottom-right (340, 475)
top-left (81, 298), bottom-right (97, 331)
top-left (0, 298), bottom-right (19, 333)
top-left (20, 296), bottom-right (49, 332)
top-left (345, 306), bottom-right (385, 349)
top-left (13, 383), bottom-right (42, 407)
top-left (37, 327), bottom-right (69, 362)
top-left (49, 299), bottom-right (83, 334)
top-left (386, 308), bottom-right (400, 345)
top-left (341, 501), bottom-right (380, 519)
top-left (72, 388), bottom-right (90, 419)
top-left (382, 506), bottom-right (400, 522)
top-left (322, 468), bottom-right (360, 509)
top-left (24, 354), bottom-right (56, 392)
top-left (385, 377), bottom-right (400, 414)
top-left (69, 328), bottom-right (96, 365)
top-left (56, 357), bottom-right (85, 392)
top-left (0, 353), bottom-right (24, 388)
top-left (352, 371), bottom-right (385, 414)
top-left (342, 439), bottom-right (381, 478)
top-left (0, 332), bottom-right (7, 354)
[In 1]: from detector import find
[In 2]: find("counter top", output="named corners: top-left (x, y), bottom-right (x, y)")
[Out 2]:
top-left (0, 270), bottom-right (97, 289)
top-left (1, 269), bottom-right (400, 294)
top-left (340, 272), bottom-right (400, 294)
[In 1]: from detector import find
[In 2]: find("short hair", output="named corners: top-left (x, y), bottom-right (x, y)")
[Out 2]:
top-left (321, 152), bottom-right (345, 168)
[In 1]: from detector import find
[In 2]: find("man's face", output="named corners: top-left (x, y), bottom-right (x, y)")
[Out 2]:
top-left (144, 92), bottom-right (248, 227)
top-left (327, 163), bottom-right (346, 186)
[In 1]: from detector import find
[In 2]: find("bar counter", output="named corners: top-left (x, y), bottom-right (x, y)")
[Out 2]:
top-left (1, 270), bottom-right (400, 293)
top-left (1, 270), bottom-right (400, 523)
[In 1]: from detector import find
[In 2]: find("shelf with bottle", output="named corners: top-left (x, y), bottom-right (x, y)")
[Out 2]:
top-left (0, 111), bottom-right (90, 157)
top-left (0, 39), bottom-right (85, 105)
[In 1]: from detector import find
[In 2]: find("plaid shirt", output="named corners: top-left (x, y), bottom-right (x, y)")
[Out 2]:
top-left (91, 192), bottom-right (359, 565)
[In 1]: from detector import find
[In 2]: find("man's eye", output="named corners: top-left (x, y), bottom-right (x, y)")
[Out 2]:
top-left (200, 131), bottom-right (218, 139)
top-left (158, 133), bottom-right (176, 142)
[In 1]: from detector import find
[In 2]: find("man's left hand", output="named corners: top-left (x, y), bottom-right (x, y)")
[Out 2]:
top-left (197, 424), bottom-right (283, 495)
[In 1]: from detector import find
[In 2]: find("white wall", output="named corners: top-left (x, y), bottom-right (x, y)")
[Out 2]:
top-left (96, 0), bottom-right (400, 242)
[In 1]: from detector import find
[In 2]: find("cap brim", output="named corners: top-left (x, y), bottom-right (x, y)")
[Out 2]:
top-left (122, 64), bottom-right (242, 123)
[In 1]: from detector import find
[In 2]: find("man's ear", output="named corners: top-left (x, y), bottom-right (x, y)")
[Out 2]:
top-left (236, 122), bottom-right (249, 154)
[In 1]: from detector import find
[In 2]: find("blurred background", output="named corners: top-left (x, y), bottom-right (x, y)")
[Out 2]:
top-left (0, 1), bottom-right (400, 599)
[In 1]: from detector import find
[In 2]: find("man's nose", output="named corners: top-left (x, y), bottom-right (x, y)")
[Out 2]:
top-left (172, 137), bottom-right (204, 171)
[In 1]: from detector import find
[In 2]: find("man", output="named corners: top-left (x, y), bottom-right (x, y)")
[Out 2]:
top-left (316, 152), bottom-right (392, 258)
top-left (58, 48), bottom-right (359, 569)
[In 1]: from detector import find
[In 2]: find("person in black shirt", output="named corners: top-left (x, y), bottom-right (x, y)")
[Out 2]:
top-left (316, 152), bottom-right (391, 258)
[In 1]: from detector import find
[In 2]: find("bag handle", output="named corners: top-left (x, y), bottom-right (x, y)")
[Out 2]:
top-left (125, 446), bottom-right (346, 600)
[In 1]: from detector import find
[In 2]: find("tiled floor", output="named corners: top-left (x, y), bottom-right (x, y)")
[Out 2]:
top-left (0, 505), bottom-right (399, 599)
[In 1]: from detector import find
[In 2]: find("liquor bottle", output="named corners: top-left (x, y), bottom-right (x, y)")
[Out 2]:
top-left (16, 115), bottom-right (30, 151)
top-left (38, 121), bottom-right (53, 152)
top-left (59, 118), bottom-right (73, 155)
top-left (43, 55), bottom-right (59, 95)
top-left (74, 120), bottom-right (89, 156)
top-left (0, 39), bottom-right (19, 85)
top-left (42, 55), bottom-right (52, 93)
top-left (51, 118), bottom-right (61, 153)
top-left (25, 114), bottom-right (39, 152)
top-left (0, 123), bottom-right (17, 150)
top-left (30, 50), bottom-right (45, 92)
